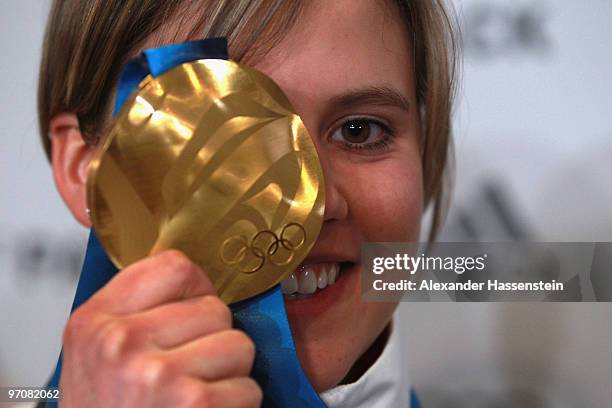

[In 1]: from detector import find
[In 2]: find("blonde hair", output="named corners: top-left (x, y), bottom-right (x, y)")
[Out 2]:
top-left (38, 0), bottom-right (458, 240)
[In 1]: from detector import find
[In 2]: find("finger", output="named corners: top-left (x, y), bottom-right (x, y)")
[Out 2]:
top-left (167, 330), bottom-right (256, 380)
top-left (89, 250), bottom-right (216, 314)
top-left (205, 377), bottom-right (263, 408)
top-left (135, 295), bottom-right (232, 348)
top-left (170, 377), bottom-right (262, 408)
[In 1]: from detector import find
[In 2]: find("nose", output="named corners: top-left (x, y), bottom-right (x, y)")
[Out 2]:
top-left (286, 91), bottom-right (349, 223)
top-left (318, 153), bottom-right (349, 222)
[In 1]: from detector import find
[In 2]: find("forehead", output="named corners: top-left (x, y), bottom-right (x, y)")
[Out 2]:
top-left (252, 0), bottom-right (414, 103)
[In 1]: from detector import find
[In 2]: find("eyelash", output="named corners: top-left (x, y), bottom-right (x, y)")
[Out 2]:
top-left (328, 116), bottom-right (396, 154)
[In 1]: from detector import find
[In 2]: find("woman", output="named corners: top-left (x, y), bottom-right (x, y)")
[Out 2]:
top-left (38, 0), bottom-right (457, 406)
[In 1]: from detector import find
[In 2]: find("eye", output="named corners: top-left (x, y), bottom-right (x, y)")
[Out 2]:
top-left (329, 118), bottom-right (394, 153)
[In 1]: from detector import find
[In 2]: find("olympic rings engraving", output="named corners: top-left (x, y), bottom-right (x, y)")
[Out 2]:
top-left (220, 223), bottom-right (307, 273)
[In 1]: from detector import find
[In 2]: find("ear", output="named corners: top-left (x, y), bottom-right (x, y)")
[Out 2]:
top-left (49, 113), bottom-right (94, 227)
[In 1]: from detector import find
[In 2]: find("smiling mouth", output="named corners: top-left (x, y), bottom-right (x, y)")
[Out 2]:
top-left (281, 262), bottom-right (352, 299)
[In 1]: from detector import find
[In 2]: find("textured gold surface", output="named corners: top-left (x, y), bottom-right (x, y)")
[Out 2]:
top-left (87, 59), bottom-right (325, 304)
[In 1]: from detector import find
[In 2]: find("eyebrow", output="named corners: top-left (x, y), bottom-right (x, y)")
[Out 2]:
top-left (328, 86), bottom-right (411, 112)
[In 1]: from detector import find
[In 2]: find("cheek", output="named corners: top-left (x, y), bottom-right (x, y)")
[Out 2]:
top-left (334, 154), bottom-right (423, 241)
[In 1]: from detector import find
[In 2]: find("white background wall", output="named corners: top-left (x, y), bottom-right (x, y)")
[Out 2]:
top-left (0, 0), bottom-right (610, 407)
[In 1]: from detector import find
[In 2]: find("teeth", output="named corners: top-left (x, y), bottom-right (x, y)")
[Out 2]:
top-left (298, 267), bottom-right (317, 294)
top-left (328, 264), bottom-right (338, 284)
top-left (280, 262), bottom-right (343, 297)
top-left (281, 272), bottom-right (298, 294)
top-left (317, 269), bottom-right (328, 289)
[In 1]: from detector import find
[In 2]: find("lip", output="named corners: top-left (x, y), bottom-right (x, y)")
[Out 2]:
top-left (298, 249), bottom-right (358, 267)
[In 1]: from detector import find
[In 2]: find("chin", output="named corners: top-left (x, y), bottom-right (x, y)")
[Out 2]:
top-left (282, 261), bottom-right (397, 392)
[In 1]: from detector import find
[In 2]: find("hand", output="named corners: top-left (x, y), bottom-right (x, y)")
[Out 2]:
top-left (59, 250), bottom-right (262, 408)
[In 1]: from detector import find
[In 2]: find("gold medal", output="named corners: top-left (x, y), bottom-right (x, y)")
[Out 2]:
top-left (87, 59), bottom-right (325, 304)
